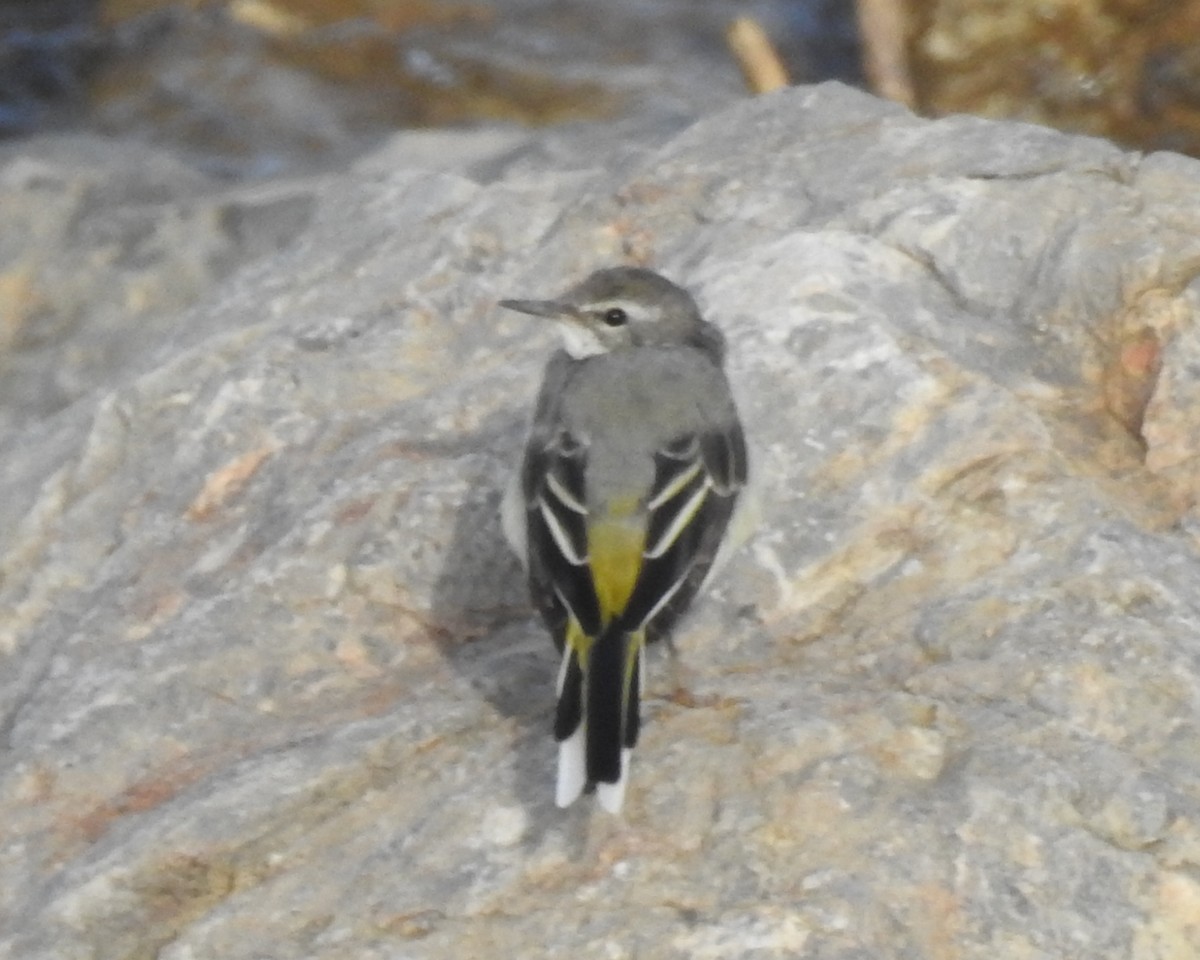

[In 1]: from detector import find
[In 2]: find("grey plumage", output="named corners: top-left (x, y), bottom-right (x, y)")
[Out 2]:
top-left (500, 266), bottom-right (754, 812)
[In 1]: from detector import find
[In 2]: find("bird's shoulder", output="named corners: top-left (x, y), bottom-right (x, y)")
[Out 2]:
top-left (567, 345), bottom-right (733, 415)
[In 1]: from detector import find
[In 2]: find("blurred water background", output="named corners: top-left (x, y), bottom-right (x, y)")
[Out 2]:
top-left (0, 0), bottom-right (861, 176)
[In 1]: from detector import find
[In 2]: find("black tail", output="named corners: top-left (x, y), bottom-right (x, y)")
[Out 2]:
top-left (586, 625), bottom-right (641, 784)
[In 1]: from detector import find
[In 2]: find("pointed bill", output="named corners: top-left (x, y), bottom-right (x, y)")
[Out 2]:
top-left (499, 298), bottom-right (574, 318)
top-left (500, 297), bottom-right (602, 357)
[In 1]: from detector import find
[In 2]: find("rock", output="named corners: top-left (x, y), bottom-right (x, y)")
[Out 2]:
top-left (3, 82), bottom-right (1200, 958)
top-left (0, 134), bottom-right (317, 434)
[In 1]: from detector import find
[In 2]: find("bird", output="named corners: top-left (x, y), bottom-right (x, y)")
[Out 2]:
top-left (499, 266), bottom-right (754, 813)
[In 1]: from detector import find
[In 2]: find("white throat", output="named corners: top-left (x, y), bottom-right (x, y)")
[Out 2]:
top-left (557, 321), bottom-right (607, 359)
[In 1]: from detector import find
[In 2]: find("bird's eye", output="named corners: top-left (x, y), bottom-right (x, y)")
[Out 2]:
top-left (603, 307), bottom-right (628, 327)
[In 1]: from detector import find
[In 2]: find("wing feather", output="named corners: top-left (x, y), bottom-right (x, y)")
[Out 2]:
top-left (523, 428), bottom-right (602, 642)
top-left (621, 421), bottom-right (747, 636)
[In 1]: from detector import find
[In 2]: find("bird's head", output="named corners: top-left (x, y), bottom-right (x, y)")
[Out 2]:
top-left (500, 266), bottom-right (716, 359)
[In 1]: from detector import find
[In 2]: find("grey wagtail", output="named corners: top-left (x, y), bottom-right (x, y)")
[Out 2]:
top-left (500, 266), bottom-right (755, 812)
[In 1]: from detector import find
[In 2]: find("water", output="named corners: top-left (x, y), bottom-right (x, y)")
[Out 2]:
top-left (0, 0), bottom-right (864, 176)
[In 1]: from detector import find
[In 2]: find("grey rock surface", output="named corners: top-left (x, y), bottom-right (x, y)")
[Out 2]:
top-left (0, 134), bottom-right (317, 434)
top-left (3, 83), bottom-right (1200, 958)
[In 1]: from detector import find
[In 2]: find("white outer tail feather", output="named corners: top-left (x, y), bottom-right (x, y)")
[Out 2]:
top-left (596, 748), bottom-right (632, 813)
top-left (555, 726), bottom-right (587, 808)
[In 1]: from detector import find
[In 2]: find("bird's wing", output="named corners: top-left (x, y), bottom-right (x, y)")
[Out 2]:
top-left (523, 423), bottom-right (603, 647)
top-left (621, 421), bottom-right (749, 639)
top-left (523, 412), bottom-right (749, 646)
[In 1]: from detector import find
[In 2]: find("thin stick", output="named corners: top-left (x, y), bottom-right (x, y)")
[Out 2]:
top-left (856, 0), bottom-right (916, 107)
top-left (727, 18), bottom-right (790, 95)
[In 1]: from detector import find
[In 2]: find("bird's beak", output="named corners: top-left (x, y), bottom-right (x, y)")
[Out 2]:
top-left (498, 298), bottom-right (579, 320)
